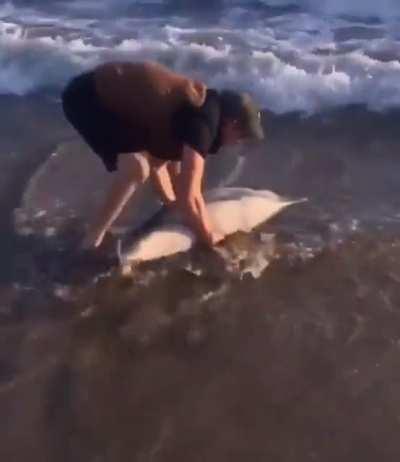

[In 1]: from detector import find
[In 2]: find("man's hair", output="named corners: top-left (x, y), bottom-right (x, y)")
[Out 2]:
top-left (219, 90), bottom-right (264, 141)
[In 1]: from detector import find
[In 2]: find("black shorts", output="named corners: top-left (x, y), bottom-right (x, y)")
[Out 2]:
top-left (61, 72), bottom-right (142, 172)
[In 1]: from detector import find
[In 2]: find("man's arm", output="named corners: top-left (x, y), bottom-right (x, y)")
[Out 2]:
top-left (149, 160), bottom-right (177, 206)
top-left (167, 161), bottom-right (181, 187)
top-left (177, 144), bottom-right (222, 246)
top-left (82, 152), bottom-right (149, 249)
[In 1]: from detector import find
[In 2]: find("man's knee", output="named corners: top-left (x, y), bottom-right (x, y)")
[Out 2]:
top-left (116, 152), bottom-right (150, 183)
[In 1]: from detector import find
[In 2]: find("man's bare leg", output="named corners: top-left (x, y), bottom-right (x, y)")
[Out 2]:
top-left (82, 152), bottom-right (150, 249)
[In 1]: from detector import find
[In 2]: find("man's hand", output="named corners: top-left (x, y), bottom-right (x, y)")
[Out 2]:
top-left (81, 229), bottom-right (105, 250)
top-left (178, 145), bottom-right (217, 243)
top-left (162, 198), bottom-right (177, 209)
top-left (150, 161), bottom-right (177, 205)
top-left (210, 231), bottom-right (225, 246)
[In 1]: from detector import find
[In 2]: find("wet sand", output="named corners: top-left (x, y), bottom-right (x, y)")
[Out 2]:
top-left (2, 96), bottom-right (400, 461)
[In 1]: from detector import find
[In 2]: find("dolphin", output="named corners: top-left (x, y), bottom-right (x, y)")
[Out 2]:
top-left (117, 187), bottom-right (306, 271)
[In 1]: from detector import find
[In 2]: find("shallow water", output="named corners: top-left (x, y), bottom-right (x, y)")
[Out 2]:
top-left (2, 0), bottom-right (400, 111)
top-left (1, 93), bottom-right (400, 460)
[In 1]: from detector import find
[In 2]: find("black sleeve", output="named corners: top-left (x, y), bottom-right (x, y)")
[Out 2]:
top-left (173, 107), bottom-right (213, 157)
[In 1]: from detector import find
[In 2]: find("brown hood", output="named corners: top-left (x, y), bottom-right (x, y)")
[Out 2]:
top-left (94, 61), bottom-right (207, 156)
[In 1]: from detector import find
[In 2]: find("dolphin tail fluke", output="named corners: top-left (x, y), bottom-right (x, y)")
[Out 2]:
top-left (117, 238), bottom-right (123, 265)
top-left (116, 239), bottom-right (134, 275)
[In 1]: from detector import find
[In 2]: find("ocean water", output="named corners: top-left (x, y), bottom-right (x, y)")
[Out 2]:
top-left (2, 1), bottom-right (400, 461)
top-left (2, 0), bottom-right (400, 111)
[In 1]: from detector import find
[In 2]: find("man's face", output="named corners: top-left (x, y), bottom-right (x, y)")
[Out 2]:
top-left (221, 119), bottom-right (245, 146)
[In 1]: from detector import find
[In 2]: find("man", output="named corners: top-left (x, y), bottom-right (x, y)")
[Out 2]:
top-left (62, 60), bottom-right (264, 249)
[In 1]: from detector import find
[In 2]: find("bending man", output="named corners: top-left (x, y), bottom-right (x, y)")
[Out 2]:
top-left (62, 61), bottom-right (264, 249)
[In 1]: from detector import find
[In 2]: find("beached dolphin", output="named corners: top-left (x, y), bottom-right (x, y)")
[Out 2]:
top-left (117, 187), bottom-right (306, 269)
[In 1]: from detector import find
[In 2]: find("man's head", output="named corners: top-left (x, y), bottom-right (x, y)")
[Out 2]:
top-left (219, 90), bottom-right (264, 146)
